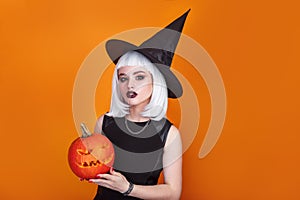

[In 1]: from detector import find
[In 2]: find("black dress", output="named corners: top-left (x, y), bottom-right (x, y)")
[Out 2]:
top-left (94, 115), bottom-right (172, 200)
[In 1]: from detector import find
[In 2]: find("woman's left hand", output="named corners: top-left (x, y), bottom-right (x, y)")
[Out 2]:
top-left (89, 168), bottom-right (130, 193)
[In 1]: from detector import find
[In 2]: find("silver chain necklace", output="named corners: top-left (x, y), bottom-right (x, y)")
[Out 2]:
top-left (125, 117), bottom-right (150, 134)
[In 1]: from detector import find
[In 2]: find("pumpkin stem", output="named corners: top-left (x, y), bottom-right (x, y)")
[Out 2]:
top-left (80, 123), bottom-right (92, 138)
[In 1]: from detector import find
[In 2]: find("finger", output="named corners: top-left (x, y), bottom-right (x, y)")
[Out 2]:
top-left (110, 169), bottom-right (122, 177)
top-left (89, 178), bottom-right (112, 188)
top-left (89, 178), bottom-right (108, 184)
top-left (97, 173), bottom-right (114, 180)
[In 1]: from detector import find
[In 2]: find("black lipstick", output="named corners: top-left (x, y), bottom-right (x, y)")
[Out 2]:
top-left (127, 91), bottom-right (137, 98)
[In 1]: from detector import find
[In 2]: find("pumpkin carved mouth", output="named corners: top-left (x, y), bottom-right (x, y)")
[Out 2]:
top-left (80, 160), bottom-right (102, 167)
top-left (76, 149), bottom-right (114, 168)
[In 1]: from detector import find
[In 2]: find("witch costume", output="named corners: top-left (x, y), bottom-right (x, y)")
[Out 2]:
top-left (94, 9), bottom-right (190, 200)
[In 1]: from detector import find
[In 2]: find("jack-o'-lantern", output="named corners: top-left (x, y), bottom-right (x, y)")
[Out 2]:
top-left (68, 123), bottom-right (115, 179)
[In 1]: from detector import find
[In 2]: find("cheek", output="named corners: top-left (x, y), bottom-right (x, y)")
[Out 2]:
top-left (118, 84), bottom-right (127, 95)
top-left (137, 79), bottom-right (152, 90)
top-left (145, 81), bottom-right (153, 92)
top-left (140, 84), bottom-right (153, 97)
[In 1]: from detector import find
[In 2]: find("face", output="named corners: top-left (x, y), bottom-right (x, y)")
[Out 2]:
top-left (118, 66), bottom-right (153, 107)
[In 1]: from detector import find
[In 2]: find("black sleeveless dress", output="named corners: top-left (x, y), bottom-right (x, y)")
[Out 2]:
top-left (94, 115), bottom-right (172, 200)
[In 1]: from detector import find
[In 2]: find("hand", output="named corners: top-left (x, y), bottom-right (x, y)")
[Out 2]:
top-left (89, 168), bottom-right (130, 193)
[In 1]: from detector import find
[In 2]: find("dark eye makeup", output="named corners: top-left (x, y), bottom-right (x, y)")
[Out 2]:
top-left (118, 70), bottom-right (148, 83)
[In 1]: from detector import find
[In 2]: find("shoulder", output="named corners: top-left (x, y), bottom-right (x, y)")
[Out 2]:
top-left (96, 114), bottom-right (105, 125)
top-left (165, 125), bottom-right (182, 148)
top-left (94, 114), bottom-right (109, 133)
top-left (163, 125), bottom-right (182, 166)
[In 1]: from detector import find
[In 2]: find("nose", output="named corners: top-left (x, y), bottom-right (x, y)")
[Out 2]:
top-left (127, 77), bottom-right (134, 89)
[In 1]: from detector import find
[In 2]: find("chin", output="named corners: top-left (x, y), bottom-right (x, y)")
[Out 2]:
top-left (127, 100), bottom-right (140, 106)
top-left (126, 98), bottom-right (149, 107)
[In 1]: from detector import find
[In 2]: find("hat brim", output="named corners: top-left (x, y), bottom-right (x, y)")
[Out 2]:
top-left (106, 39), bottom-right (183, 98)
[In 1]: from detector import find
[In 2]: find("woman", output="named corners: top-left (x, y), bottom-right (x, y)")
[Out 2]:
top-left (89, 10), bottom-right (190, 200)
top-left (91, 51), bottom-right (182, 199)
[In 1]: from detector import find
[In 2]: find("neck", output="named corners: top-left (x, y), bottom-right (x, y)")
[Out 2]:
top-left (127, 102), bottom-right (150, 122)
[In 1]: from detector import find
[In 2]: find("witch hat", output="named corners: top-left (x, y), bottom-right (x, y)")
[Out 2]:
top-left (105, 9), bottom-right (190, 98)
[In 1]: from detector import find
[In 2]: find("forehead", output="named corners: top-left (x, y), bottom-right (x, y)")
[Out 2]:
top-left (118, 66), bottom-right (150, 75)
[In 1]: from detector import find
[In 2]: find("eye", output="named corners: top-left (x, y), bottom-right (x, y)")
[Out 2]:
top-left (119, 76), bottom-right (128, 83)
top-left (135, 75), bottom-right (145, 81)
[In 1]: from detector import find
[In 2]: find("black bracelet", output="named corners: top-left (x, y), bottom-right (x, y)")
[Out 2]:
top-left (122, 181), bottom-right (134, 196)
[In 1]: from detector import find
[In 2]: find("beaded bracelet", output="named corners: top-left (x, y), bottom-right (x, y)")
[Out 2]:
top-left (122, 181), bottom-right (134, 196)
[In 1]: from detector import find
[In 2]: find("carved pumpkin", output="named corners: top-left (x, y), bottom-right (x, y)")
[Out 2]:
top-left (68, 123), bottom-right (115, 179)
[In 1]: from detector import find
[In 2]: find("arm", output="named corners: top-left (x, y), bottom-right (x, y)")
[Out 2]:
top-left (90, 125), bottom-right (183, 200)
top-left (94, 114), bottom-right (105, 134)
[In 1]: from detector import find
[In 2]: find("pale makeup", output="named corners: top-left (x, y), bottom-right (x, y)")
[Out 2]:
top-left (118, 66), bottom-right (153, 107)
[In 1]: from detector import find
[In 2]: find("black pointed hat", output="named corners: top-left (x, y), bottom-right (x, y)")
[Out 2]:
top-left (105, 9), bottom-right (190, 98)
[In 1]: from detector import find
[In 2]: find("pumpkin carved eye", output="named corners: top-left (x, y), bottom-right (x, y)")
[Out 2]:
top-left (77, 149), bottom-right (90, 155)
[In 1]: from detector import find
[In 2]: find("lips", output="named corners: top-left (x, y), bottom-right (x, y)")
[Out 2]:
top-left (126, 91), bottom-right (137, 98)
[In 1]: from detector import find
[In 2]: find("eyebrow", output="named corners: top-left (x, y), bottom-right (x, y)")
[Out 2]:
top-left (118, 71), bottom-right (146, 76)
top-left (133, 71), bottom-right (146, 75)
top-left (118, 73), bottom-right (127, 76)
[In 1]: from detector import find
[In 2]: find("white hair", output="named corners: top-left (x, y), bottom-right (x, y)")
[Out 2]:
top-left (106, 51), bottom-right (168, 121)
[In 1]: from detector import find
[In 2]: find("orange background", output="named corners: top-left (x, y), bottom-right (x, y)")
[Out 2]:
top-left (1, 0), bottom-right (300, 199)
